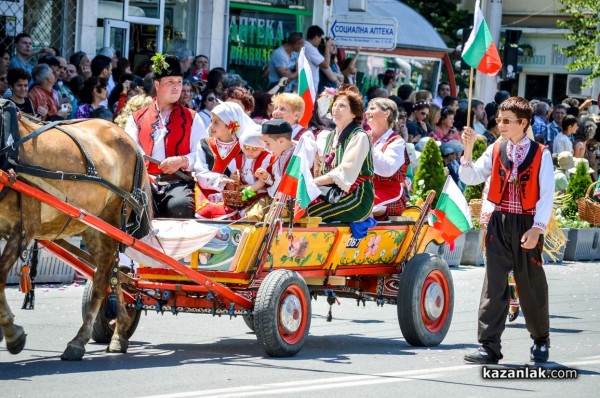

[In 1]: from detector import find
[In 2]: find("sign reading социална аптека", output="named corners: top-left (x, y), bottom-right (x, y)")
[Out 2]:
top-left (330, 16), bottom-right (397, 50)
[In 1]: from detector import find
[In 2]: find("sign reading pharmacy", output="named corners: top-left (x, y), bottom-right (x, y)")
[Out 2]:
top-left (330, 16), bottom-right (397, 50)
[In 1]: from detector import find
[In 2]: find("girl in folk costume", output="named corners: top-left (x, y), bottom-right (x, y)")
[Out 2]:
top-left (235, 128), bottom-right (272, 221)
top-left (271, 93), bottom-right (313, 141)
top-left (307, 84), bottom-right (375, 222)
top-left (366, 98), bottom-right (410, 219)
top-left (194, 101), bottom-right (255, 219)
top-left (460, 97), bottom-right (554, 365)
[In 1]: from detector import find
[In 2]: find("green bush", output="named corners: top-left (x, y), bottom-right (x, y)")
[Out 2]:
top-left (563, 161), bottom-right (593, 220)
top-left (414, 139), bottom-right (446, 206)
top-left (463, 138), bottom-right (488, 202)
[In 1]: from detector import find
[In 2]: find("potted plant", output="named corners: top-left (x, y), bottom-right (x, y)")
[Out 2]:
top-left (561, 162), bottom-right (600, 261)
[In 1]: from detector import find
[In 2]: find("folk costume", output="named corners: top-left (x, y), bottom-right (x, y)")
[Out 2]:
top-left (125, 54), bottom-right (208, 218)
top-left (371, 129), bottom-right (410, 217)
top-left (259, 119), bottom-right (296, 198)
top-left (292, 124), bottom-right (311, 141)
top-left (307, 122), bottom-right (374, 222)
top-left (459, 135), bottom-right (554, 361)
top-left (194, 102), bottom-right (258, 219)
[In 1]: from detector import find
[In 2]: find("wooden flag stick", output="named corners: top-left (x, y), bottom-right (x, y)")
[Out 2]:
top-left (466, 67), bottom-right (475, 129)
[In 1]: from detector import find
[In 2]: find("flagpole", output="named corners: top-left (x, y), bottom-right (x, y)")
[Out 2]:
top-left (466, 67), bottom-right (474, 129)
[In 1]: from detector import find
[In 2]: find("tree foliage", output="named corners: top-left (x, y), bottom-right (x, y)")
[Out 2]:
top-left (414, 139), bottom-right (446, 206)
top-left (403, 0), bottom-right (470, 48)
top-left (557, 0), bottom-right (600, 84)
top-left (563, 161), bottom-right (593, 220)
top-left (463, 138), bottom-right (489, 202)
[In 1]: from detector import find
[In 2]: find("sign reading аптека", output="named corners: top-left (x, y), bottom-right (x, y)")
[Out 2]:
top-left (330, 16), bottom-right (397, 50)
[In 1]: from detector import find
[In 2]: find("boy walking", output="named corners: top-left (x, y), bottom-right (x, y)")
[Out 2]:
top-left (459, 97), bottom-right (554, 364)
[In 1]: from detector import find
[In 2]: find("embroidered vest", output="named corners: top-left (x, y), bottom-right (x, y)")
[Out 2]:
top-left (321, 124), bottom-right (373, 177)
top-left (236, 150), bottom-right (270, 185)
top-left (373, 133), bottom-right (409, 183)
top-left (487, 139), bottom-right (544, 211)
top-left (135, 101), bottom-right (194, 174)
top-left (198, 137), bottom-right (242, 195)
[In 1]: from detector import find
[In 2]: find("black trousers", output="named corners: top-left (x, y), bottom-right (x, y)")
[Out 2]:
top-left (152, 180), bottom-right (196, 219)
top-left (479, 211), bottom-right (550, 359)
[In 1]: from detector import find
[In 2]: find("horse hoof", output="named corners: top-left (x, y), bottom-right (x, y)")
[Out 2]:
top-left (60, 344), bottom-right (85, 361)
top-left (6, 332), bottom-right (26, 355)
top-left (0, 327), bottom-right (4, 343)
top-left (107, 339), bottom-right (129, 353)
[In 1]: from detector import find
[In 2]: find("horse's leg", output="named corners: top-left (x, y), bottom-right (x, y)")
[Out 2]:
top-left (0, 231), bottom-right (30, 354)
top-left (61, 230), bottom-right (120, 360)
top-left (107, 280), bottom-right (133, 354)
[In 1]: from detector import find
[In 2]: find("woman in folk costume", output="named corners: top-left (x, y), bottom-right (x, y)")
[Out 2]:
top-left (271, 93), bottom-right (312, 140)
top-left (194, 101), bottom-right (256, 219)
top-left (307, 84), bottom-right (374, 222)
top-left (365, 97), bottom-right (410, 219)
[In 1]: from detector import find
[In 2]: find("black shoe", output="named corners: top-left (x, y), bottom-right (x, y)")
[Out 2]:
top-left (464, 346), bottom-right (499, 364)
top-left (530, 341), bottom-right (550, 363)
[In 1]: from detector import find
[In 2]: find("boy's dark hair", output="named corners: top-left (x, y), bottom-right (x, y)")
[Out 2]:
top-left (14, 33), bottom-right (31, 45)
top-left (442, 95), bottom-right (457, 108)
top-left (91, 55), bottom-right (112, 76)
top-left (498, 96), bottom-right (533, 132)
top-left (397, 84), bottom-right (414, 101)
top-left (7, 67), bottom-right (31, 86)
top-left (307, 25), bottom-right (325, 40)
top-left (562, 114), bottom-right (578, 131)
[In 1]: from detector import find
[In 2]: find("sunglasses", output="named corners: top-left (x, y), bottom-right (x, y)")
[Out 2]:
top-left (495, 117), bottom-right (523, 125)
top-left (419, 111), bottom-right (429, 116)
top-left (206, 96), bottom-right (216, 102)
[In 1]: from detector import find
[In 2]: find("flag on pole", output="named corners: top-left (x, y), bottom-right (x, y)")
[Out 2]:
top-left (461, 0), bottom-right (502, 76)
top-left (297, 47), bottom-right (316, 128)
top-left (431, 176), bottom-right (472, 246)
top-left (277, 134), bottom-right (320, 221)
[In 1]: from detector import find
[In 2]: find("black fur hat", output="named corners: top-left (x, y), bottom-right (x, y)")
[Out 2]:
top-left (151, 54), bottom-right (183, 80)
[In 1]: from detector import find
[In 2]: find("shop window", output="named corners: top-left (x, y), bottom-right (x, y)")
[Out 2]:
top-left (163, 0), bottom-right (198, 55)
top-left (525, 75), bottom-right (550, 101)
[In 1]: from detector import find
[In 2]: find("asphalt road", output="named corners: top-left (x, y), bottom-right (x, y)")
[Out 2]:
top-left (1, 261), bottom-right (599, 398)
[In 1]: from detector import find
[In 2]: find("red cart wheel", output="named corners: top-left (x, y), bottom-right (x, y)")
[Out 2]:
top-left (397, 253), bottom-right (454, 346)
top-left (254, 270), bottom-right (311, 357)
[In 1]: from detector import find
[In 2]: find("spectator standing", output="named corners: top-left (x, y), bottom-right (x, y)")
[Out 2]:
top-left (178, 50), bottom-right (194, 78)
top-left (28, 63), bottom-right (70, 120)
top-left (304, 25), bottom-right (342, 93)
top-left (192, 55), bottom-right (210, 76)
top-left (9, 33), bottom-right (53, 76)
top-left (179, 79), bottom-right (194, 109)
top-left (547, 104), bottom-right (567, 151)
top-left (97, 47), bottom-right (118, 94)
top-left (573, 118), bottom-right (598, 181)
top-left (442, 95), bottom-right (459, 112)
top-left (197, 88), bottom-right (219, 128)
top-left (340, 48), bottom-right (360, 85)
top-left (267, 32), bottom-right (303, 91)
top-left (471, 99), bottom-right (487, 135)
top-left (69, 51), bottom-right (92, 79)
top-left (378, 70), bottom-right (399, 96)
top-left (406, 101), bottom-right (433, 143)
top-left (91, 55), bottom-right (113, 105)
top-left (432, 81), bottom-right (451, 107)
top-left (531, 101), bottom-right (549, 144)
top-left (54, 56), bottom-right (77, 119)
top-left (75, 76), bottom-right (108, 119)
top-left (7, 67), bottom-right (34, 114)
top-left (553, 114), bottom-right (577, 155)
top-left (0, 67), bottom-right (7, 97)
top-left (65, 63), bottom-right (78, 81)
top-left (0, 48), bottom-right (10, 69)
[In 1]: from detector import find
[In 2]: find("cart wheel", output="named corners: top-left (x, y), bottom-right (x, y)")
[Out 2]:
top-left (82, 280), bottom-right (142, 344)
top-left (242, 315), bottom-right (255, 332)
top-left (254, 270), bottom-right (311, 357)
top-left (397, 253), bottom-right (453, 346)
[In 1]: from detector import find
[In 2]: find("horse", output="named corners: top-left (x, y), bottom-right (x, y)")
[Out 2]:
top-left (0, 103), bottom-right (153, 360)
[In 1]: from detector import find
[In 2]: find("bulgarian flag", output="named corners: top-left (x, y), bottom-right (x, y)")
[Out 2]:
top-left (277, 134), bottom-right (320, 221)
top-left (461, 0), bottom-right (502, 76)
top-left (297, 47), bottom-right (316, 128)
top-left (431, 176), bottom-right (472, 246)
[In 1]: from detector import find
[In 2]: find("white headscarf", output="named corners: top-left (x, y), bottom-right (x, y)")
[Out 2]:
top-left (239, 124), bottom-right (265, 148)
top-left (211, 101), bottom-right (257, 141)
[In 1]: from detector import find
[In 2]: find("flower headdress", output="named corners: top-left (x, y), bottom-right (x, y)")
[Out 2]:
top-left (151, 53), bottom-right (169, 75)
top-left (227, 120), bottom-right (240, 134)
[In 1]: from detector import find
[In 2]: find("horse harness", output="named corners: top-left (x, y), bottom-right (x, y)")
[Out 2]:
top-left (0, 100), bottom-right (147, 228)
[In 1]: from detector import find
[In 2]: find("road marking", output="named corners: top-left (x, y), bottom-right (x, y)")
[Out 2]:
top-left (136, 358), bottom-right (600, 398)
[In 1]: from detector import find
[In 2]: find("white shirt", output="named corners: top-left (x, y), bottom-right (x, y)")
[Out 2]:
top-left (432, 95), bottom-right (443, 108)
top-left (372, 128), bottom-right (406, 177)
top-left (124, 108), bottom-right (208, 173)
top-left (552, 133), bottom-right (573, 155)
top-left (240, 153), bottom-right (272, 188)
top-left (473, 120), bottom-right (486, 135)
top-left (458, 140), bottom-right (554, 232)
top-left (303, 41), bottom-right (324, 93)
top-left (194, 139), bottom-right (239, 192)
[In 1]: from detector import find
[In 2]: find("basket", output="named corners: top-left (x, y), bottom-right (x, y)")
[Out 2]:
top-left (576, 182), bottom-right (600, 226)
top-left (222, 172), bottom-right (245, 209)
top-left (469, 199), bottom-right (482, 222)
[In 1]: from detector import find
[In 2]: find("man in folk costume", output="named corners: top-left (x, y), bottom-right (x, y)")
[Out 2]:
top-left (459, 97), bottom-right (554, 364)
top-left (194, 101), bottom-right (254, 219)
top-left (125, 54), bottom-right (207, 218)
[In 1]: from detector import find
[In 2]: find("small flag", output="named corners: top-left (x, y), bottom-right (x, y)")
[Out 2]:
top-left (431, 176), bottom-right (472, 246)
top-left (462, 0), bottom-right (502, 76)
top-left (277, 134), bottom-right (320, 221)
top-left (297, 47), bottom-right (316, 128)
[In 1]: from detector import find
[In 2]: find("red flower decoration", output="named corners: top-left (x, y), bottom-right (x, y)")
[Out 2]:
top-left (227, 120), bottom-right (240, 134)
